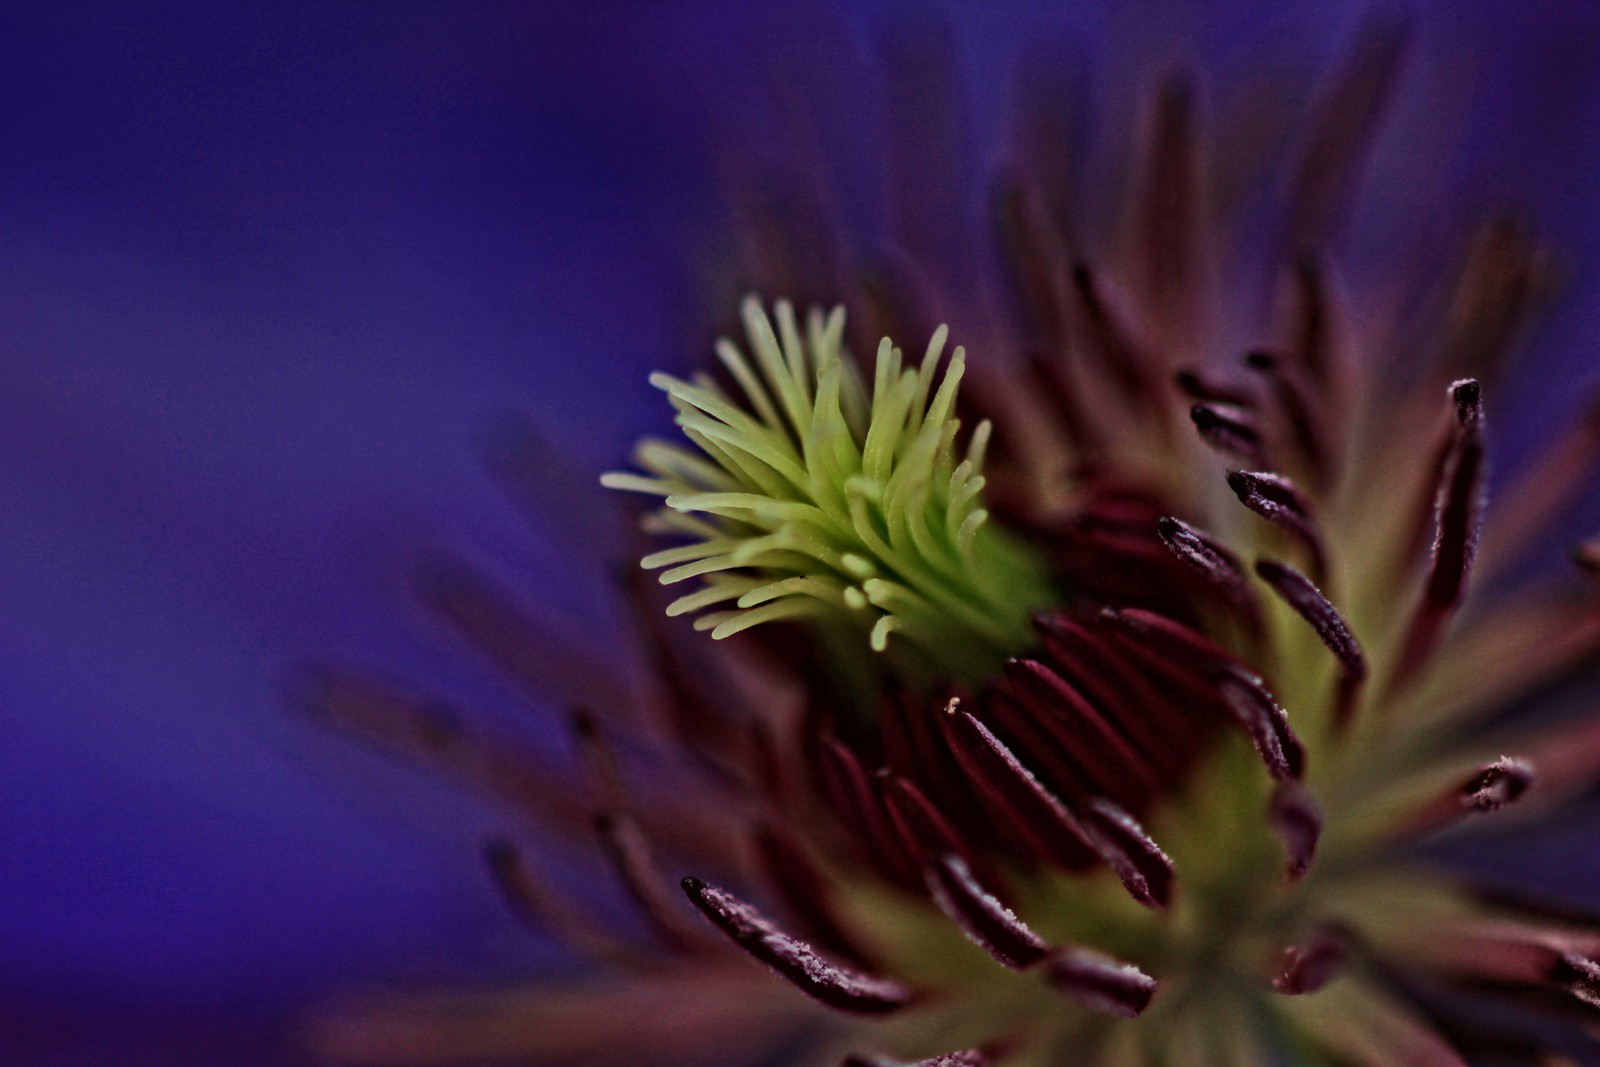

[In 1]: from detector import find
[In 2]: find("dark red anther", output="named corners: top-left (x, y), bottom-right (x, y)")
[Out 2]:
top-left (1176, 367), bottom-right (1257, 408)
top-left (817, 736), bottom-right (922, 889)
top-left (1083, 798), bottom-right (1175, 910)
top-left (1157, 517), bottom-right (1263, 631)
top-left (939, 707), bottom-right (1100, 869)
top-left (1226, 470), bottom-right (1328, 579)
top-left (941, 709), bottom-right (1166, 909)
top-left (1273, 925), bottom-right (1350, 995)
top-left (682, 877), bottom-right (915, 1014)
top-left (926, 853), bottom-right (1050, 971)
top-left (1245, 349), bottom-right (1333, 489)
top-left (1254, 559), bottom-right (1366, 683)
top-left (1216, 666), bottom-right (1306, 782)
top-left (1268, 781), bottom-right (1322, 882)
top-left (1070, 262), bottom-right (1157, 405)
top-left (595, 812), bottom-right (704, 952)
top-left (1551, 953), bottom-right (1600, 1009)
top-left (754, 824), bottom-right (873, 967)
top-left (842, 1051), bottom-right (991, 1067)
top-left (1191, 404), bottom-right (1267, 465)
top-left (1394, 379), bottom-right (1486, 687)
top-left (1463, 757), bottom-right (1534, 812)
top-left (1044, 948), bottom-right (1158, 1018)
top-left (1404, 757), bottom-right (1535, 837)
top-left (1001, 657), bottom-right (1164, 803)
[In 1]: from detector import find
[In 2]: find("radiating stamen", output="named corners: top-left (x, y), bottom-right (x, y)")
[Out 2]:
top-left (1404, 757), bottom-right (1535, 837)
top-left (595, 812), bottom-right (706, 952)
top-left (681, 877), bottom-right (915, 1013)
top-left (1216, 666), bottom-right (1307, 782)
top-left (942, 708), bottom-right (1172, 908)
top-left (753, 824), bottom-right (873, 966)
top-left (1044, 948), bottom-right (1158, 1018)
top-left (926, 853), bottom-right (1050, 970)
top-left (1157, 516), bottom-right (1263, 631)
top-left (1393, 379), bottom-right (1486, 687)
top-left (1463, 757), bottom-right (1535, 812)
top-left (1268, 782), bottom-right (1322, 882)
top-left (843, 1050), bottom-right (991, 1067)
top-left (1226, 470), bottom-right (1328, 579)
top-left (1272, 924), bottom-right (1350, 995)
top-left (1246, 349), bottom-right (1333, 488)
top-left (1175, 367), bottom-right (1257, 408)
top-left (482, 839), bottom-right (644, 967)
top-left (1192, 404), bottom-right (1268, 465)
top-left (1254, 559), bottom-right (1366, 722)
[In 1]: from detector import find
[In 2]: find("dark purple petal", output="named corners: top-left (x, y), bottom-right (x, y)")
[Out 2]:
top-left (681, 877), bottom-right (915, 1014)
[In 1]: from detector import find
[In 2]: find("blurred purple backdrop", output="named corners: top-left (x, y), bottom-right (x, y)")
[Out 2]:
top-left (3, 2), bottom-right (1600, 1064)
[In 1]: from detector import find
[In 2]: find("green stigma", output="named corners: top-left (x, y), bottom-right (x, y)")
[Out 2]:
top-left (602, 297), bottom-right (1052, 683)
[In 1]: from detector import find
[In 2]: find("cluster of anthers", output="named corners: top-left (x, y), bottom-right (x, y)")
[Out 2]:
top-left (307, 16), bottom-right (1600, 1067)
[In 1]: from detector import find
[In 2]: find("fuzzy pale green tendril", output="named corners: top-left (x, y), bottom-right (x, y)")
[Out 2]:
top-left (602, 297), bottom-right (1051, 682)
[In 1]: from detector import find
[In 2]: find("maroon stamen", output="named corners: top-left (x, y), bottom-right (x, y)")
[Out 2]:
top-left (1044, 948), bottom-right (1158, 1018)
top-left (1463, 757), bottom-right (1535, 812)
top-left (754, 824), bottom-right (873, 966)
top-left (1268, 781), bottom-right (1322, 881)
top-left (1404, 757), bottom-right (1535, 837)
top-left (941, 703), bottom-right (1100, 869)
top-left (926, 853), bottom-right (1051, 970)
top-left (817, 736), bottom-right (922, 889)
top-left (1071, 262), bottom-right (1157, 405)
top-left (1226, 469), bottom-right (1328, 579)
top-left (1272, 925), bottom-right (1350, 995)
top-left (681, 877), bottom-right (915, 1014)
top-left (1132, 75), bottom-right (1198, 337)
top-left (1216, 666), bottom-right (1307, 782)
top-left (1285, 11), bottom-right (1410, 248)
top-left (843, 1051), bottom-right (991, 1067)
top-left (942, 709), bottom-right (1170, 908)
top-left (1246, 349), bottom-right (1333, 488)
top-left (1176, 367), bottom-right (1256, 408)
top-left (1157, 517), bottom-right (1263, 631)
top-left (482, 839), bottom-right (642, 966)
top-left (1393, 379), bottom-right (1486, 687)
top-left (1192, 404), bottom-right (1268, 465)
top-left (1001, 657), bottom-right (1164, 802)
top-left (595, 812), bottom-right (704, 952)
top-left (1084, 798), bottom-right (1175, 910)
top-left (1254, 559), bottom-right (1366, 683)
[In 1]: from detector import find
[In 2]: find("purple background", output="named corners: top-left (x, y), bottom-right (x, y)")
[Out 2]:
top-left (3, 2), bottom-right (1600, 1064)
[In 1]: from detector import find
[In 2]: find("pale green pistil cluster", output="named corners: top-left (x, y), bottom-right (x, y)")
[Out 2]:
top-left (603, 297), bottom-right (1051, 682)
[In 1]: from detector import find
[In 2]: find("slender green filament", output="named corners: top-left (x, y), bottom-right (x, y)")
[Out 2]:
top-left (603, 297), bottom-right (1051, 682)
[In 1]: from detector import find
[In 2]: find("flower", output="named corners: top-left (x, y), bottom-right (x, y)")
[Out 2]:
top-left (305, 8), bottom-right (1600, 1066)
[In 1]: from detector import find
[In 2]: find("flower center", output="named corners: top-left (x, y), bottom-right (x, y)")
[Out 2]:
top-left (603, 297), bottom-right (1052, 684)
